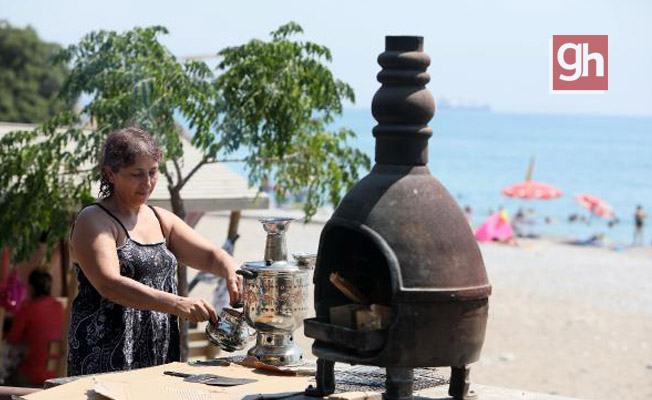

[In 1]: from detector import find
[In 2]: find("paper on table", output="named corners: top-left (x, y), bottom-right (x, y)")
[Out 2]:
top-left (22, 362), bottom-right (312, 400)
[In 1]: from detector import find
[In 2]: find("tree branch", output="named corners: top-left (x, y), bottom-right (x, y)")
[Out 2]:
top-left (172, 157), bottom-right (183, 185)
top-left (164, 169), bottom-right (174, 190)
top-left (175, 156), bottom-right (208, 191)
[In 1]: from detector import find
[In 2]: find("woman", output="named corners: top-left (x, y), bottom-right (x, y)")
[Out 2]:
top-left (67, 127), bottom-right (242, 376)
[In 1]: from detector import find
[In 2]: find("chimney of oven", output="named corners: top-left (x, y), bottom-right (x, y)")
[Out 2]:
top-left (372, 36), bottom-right (435, 166)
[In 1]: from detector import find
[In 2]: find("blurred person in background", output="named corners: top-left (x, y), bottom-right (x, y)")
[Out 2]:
top-left (633, 205), bottom-right (646, 246)
top-left (6, 270), bottom-right (64, 387)
top-left (463, 205), bottom-right (473, 226)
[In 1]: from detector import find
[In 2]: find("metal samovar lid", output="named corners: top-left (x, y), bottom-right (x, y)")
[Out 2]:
top-left (239, 217), bottom-right (309, 275)
top-left (242, 260), bottom-right (301, 274)
top-left (259, 217), bottom-right (293, 263)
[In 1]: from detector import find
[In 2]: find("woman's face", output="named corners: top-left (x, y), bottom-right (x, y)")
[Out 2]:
top-left (107, 154), bottom-right (159, 206)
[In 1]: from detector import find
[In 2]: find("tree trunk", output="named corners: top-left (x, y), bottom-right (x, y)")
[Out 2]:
top-left (169, 186), bottom-right (186, 221)
top-left (227, 210), bottom-right (242, 241)
top-left (169, 187), bottom-right (189, 361)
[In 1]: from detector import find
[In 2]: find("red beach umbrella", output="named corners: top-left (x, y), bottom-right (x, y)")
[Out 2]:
top-left (502, 157), bottom-right (562, 200)
top-left (575, 193), bottom-right (614, 219)
top-left (502, 181), bottom-right (563, 199)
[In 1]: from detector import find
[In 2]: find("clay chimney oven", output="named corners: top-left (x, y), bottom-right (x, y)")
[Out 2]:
top-left (304, 36), bottom-right (491, 400)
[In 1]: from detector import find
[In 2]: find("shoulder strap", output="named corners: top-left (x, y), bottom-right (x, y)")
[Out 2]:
top-left (148, 205), bottom-right (166, 239)
top-left (92, 203), bottom-right (131, 238)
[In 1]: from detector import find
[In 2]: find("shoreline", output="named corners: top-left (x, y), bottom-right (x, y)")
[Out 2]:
top-left (213, 207), bottom-right (652, 258)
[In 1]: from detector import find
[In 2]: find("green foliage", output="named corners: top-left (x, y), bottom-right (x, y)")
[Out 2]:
top-left (0, 22), bottom-right (370, 263)
top-left (0, 113), bottom-right (91, 262)
top-left (0, 21), bottom-right (73, 123)
top-left (55, 26), bottom-right (195, 161)
top-left (216, 22), bottom-right (368, 215)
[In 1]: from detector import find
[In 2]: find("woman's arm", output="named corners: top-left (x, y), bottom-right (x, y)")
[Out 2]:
top-left (71, 208), bottom-right (217, 322)
top-left (153, 207), bottom-right (242, 305)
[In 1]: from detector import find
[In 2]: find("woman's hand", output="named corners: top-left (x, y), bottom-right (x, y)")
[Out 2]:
top-left (223, 258), bottom-right (244, 306)
top-left (174, 297), bottom-right (218, 323)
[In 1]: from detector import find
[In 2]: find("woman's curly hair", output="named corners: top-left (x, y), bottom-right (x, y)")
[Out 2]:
top-left (98, 127), bottom-right (163, 198)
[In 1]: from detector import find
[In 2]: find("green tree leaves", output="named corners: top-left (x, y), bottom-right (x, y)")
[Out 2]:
top-left (216, 22), bottom-right (369, 212)
top-left (0, 21), bottom-right (73, 122)
top-left (0, 112), bottom-right (90, 262)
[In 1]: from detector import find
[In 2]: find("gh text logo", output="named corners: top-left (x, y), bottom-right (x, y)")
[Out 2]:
top-left (550, 35), bottom-right (608, 93)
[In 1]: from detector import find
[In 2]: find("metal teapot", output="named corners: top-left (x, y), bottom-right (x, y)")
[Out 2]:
top-left (205, 306), bottom-right (254, 352)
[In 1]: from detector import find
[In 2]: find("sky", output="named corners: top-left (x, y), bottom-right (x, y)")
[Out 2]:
top-left (2, 0), bottom-right (651, 116)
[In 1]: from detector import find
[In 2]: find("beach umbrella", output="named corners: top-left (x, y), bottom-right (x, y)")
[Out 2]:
top-left (502, 157), bottom-right (563, 199)
top-left (502, 181), bottom-right (563, 199)
top-left (575, 193), bottom-right (614, 219)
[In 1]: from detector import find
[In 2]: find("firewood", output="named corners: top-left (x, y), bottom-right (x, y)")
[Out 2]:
top-left (329, 272), bottom-right (370, 304)
top-left (329, 304), bottom-right (366, 328)
top-left (356, 304), bottom-right (391, 331)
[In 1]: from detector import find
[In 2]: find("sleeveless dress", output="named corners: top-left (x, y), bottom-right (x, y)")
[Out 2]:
top-left (67, 203), bottom-right (180, 376)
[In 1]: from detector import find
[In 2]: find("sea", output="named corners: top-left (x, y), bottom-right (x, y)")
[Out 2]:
top-left (225, 108), bottom-right (652, 245)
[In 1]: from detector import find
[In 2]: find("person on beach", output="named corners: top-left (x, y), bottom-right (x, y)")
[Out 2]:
top-left (633, 205), bottom-right (646, 246)
top-left (512, 208), bottom-right (525, 237)
top-left (463, 206), bottom-right (473, 226)
top-left (67, 127), bottom-right (242, 377)
top-left (6, 270), bottom-right (64, 387)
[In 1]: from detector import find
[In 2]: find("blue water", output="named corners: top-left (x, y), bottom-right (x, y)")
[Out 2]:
top-left (224, 109), bottom-right (652, 244)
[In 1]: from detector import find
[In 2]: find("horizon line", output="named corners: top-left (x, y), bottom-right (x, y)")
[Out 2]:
top-left (341, 106), bottom-right (652, 119)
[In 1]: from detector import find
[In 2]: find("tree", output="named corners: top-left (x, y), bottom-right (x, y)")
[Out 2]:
top-left (0, 23), bottom-right (370, 358)
top-left (0, 21), bottom-right (73, 122)
top-left (1, 22), bottom-right (370, 258)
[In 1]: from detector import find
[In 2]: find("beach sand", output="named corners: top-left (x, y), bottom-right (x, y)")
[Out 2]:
top-left (191, 211), bottom-right (652, 400)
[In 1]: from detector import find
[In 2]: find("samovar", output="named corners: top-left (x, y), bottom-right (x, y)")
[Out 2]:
top-left (206, 218), bottom-right (315, 366)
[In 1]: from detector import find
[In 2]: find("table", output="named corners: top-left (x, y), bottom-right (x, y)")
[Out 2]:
top-left (15, 359), bottom-right (581, 400)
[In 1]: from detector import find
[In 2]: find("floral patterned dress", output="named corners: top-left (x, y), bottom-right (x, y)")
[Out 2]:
top-left (67, 203), bottom-right (180, 376)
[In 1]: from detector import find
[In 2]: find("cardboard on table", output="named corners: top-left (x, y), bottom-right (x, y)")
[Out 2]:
top-left (22, 361), bottom-right (313, 400)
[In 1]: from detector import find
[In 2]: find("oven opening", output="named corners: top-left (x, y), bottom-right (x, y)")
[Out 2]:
top-left (304, 224), bottom-right (396, 356)
top-left (317, 225), bottom-right (393, 313)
